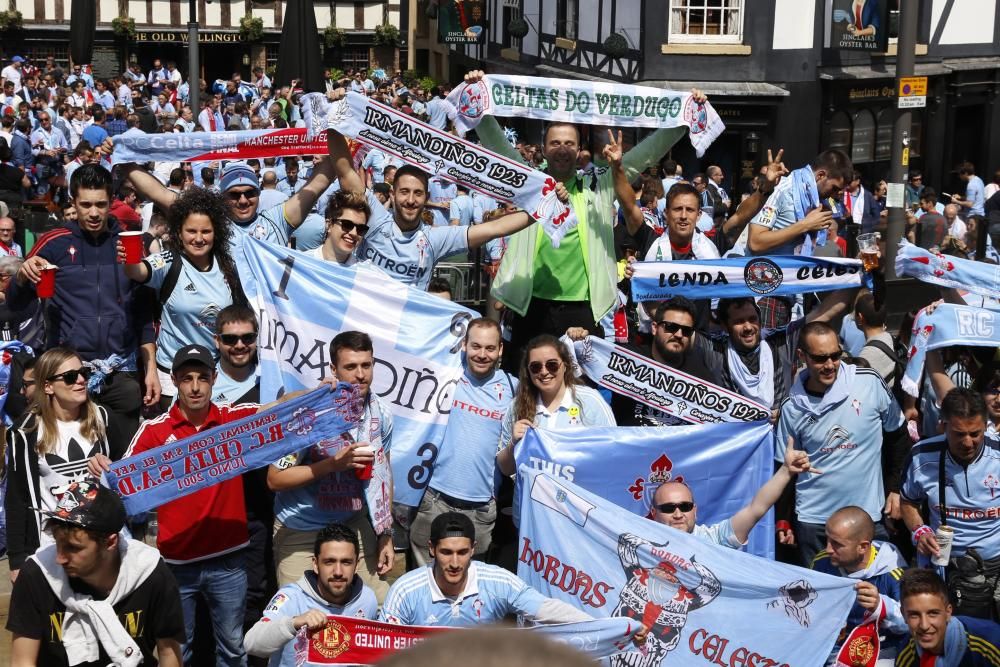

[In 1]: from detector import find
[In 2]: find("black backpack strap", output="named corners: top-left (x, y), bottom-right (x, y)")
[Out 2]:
top-left (862, 338), bottom-right (901, 382)
top-left (158, 252), bottom-right (183, 305)
top-left (939, 446), bottom-right (948, 527)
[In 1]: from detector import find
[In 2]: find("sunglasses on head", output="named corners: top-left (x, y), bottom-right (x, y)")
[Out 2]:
top-left (528, 360), bottom-right (562, 375)
top-left (658, 321), bottom-right (695, 338)
top-left (330, 218), bottom-right (369, 236)
top-left (804, 349), bottom-right (844, 364)
top-left (47, 367), bottom-right (91, 385)
top-left (655, 501), bottom-right (695, 514)
top-left (220, 333), bottom-right (257, 346)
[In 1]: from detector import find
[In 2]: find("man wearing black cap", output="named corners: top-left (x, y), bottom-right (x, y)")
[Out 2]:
top-left (8, 480), bottom-right (184, 667)
top-left (110, 344), bottom-right (260, 665)
top-left (380, 512), bottom-right (597, 627)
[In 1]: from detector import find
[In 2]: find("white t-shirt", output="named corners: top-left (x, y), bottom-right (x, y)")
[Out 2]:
top-left (35, 419), bottom-right (108, 548)
top-left (1, 65), bottom-right (22, 92)
top-left (305, 244), bottom-right (357, 266)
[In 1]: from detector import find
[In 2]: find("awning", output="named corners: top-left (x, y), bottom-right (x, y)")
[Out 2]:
top-left (942, 57), bottom-right (1000, 72)
top-left (819, 63), bottom-right (951, 80)
top-left (534, 65), bottom-right (789, 96)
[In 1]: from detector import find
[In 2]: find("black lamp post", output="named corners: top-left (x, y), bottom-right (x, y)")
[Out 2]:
top-left (188, 0), bottom-right (200, 113)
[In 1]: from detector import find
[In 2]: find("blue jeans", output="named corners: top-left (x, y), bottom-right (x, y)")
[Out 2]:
top-left (170, 550), bottom-right (248, 667)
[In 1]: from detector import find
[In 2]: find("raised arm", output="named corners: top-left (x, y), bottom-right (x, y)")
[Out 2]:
top-left (283, 156), bottom-right (336, 228)
top-left (729, 436), bottom-right (817, 544)
top-left (605, 129), bottom-right (644, 236)
top-left (114, 144), bottom-right (180, 214)
top-left (721, 149), bottom-right (787, 243)
top-left (467, 210), bottom-right (533, 249)
top-left (620, 90), bottom-right (707, 178)
top-left (326, 105), bottom-right (366, 195)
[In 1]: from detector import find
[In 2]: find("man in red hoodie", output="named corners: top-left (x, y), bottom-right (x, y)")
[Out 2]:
top-left (121, 344), bottom-right (256, 666)
top-left (108, 184), bottom-right (141, 231)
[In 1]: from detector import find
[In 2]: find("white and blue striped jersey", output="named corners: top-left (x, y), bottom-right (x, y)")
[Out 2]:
top-left (379, 562), bottom-right (547, 626)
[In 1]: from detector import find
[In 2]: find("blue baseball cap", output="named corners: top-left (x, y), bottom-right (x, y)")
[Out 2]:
top-left (219, 162), bottom-right (259, 193)
top-left (11, 56), bottom-right (24, 63)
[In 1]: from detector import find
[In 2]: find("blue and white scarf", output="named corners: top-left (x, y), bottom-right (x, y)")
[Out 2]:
top-left (788, 361), bottom-right (855, 419)
top-left (630, 255), bottom-right (862, 302)
top-left (563, 335), bottom-right (770, 424)
top-left (103, 385), bottom-right (365, 517)
top-left (303, 92), bottom-right (578, 247)
top-left (790, 166), bottom-right (824, 256)
top-left (896, 239), bottom-right (1000, 300)
top-left (726, 342), bottom-right (774, 408)
top-left (902, 303), bottom-right (1000, 396)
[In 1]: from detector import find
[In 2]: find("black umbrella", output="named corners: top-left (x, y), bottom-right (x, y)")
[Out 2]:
top-left (274, 0), bottom-right (324, 92)
top-left (69, 0), bottom-right (97, 66)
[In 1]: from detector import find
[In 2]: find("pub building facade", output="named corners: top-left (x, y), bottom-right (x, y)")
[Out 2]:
top-left (425, 0), bottom-right (1000, 199)
top-left (3, 0), bottom-right (402, 88)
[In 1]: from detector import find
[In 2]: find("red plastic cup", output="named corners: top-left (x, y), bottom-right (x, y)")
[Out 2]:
top-left (36, 265), bottom-right (58, 298)
top-left (354, 444), bottom-right (374, 481)
top-left (120, 231), bottom-right (145, 264)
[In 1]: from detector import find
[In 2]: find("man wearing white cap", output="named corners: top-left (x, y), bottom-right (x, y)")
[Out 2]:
top-left (1, 56), bottom-right (24, 94)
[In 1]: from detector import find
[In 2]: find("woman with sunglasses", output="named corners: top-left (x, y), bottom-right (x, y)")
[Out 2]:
top-left (307, 190), bottom-right (372, 266)
top-left (4, 347), bottom-right (123, 582)
top-left (120, 187), bottom-right (246, 406)
top-left (496, 335), bottom-right (616, 476)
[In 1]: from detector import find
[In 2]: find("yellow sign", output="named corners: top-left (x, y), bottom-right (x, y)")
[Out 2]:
top-left (902, 147), bottom-right (909, 167)
top-left (899, 77), bottom-right (927, 97)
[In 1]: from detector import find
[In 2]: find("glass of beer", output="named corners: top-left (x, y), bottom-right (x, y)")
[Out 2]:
top-left (857, 233), bottom-right (881, 271)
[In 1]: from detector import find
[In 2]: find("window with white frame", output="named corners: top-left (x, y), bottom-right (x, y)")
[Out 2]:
top-left (669, 0), bottom-right (743, 43)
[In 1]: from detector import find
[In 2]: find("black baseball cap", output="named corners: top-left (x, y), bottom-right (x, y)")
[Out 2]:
top-left (430, 512), bottom-right (475, 544)
top-left (172, 344), bottom-right (215, 373)
top-left (35, 480), bottom-right (127, 535)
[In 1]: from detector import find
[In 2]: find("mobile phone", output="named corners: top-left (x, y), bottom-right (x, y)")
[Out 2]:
top-left (942, 193), bottom-right (952, 199)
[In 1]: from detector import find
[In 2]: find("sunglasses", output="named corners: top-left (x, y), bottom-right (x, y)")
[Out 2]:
top-left (330, 218), bottom-right (370, 236)
top-left (528, 360), bottom-right (562, 375)
top-left (658, 321), bottom-right (695, 338)
top-left (804, 350), bottom-right (844, 364)
top-left (225, 189), bottom-right (259, 202)
top-left (655, 501), bottom-right (695, 514)
top-left (220, 333), bottom-right (257, 346)
top-left (47, 367), bottom-right (91, 385)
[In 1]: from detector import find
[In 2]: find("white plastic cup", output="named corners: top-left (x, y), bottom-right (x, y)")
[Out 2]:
top-left (932, 525), bottom-right (954, 566)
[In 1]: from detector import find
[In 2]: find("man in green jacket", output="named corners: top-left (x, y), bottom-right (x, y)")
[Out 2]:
top-left (462, 70), bottom-right (706, 370)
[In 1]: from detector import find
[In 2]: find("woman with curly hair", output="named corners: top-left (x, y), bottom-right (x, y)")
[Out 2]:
top-left (496, 334), bottom-right (615, 475)
top-left (121, 186), bottom-right (246, 404)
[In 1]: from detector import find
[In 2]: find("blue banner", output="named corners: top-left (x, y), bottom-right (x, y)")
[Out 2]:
top-left (239, 238), bottom-right (475, 508)
top-left (896, 239), bottom-right (1000, 300)
top-left (516, 468), bottom-right (855, 667)
top-left (515, 422), bottom-right (775, 558)
top-left (105, 385), bottom-right (359, 516)
top-left (630, 255), bottom-right (861, 302)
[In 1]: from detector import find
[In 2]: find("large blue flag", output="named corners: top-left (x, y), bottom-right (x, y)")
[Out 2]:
top-left (240, 238), bottom-right (476, 507)
top-left (517, 468), bottom-right (856, 667)
top-left (515, 423), bottom-right (775, 558)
